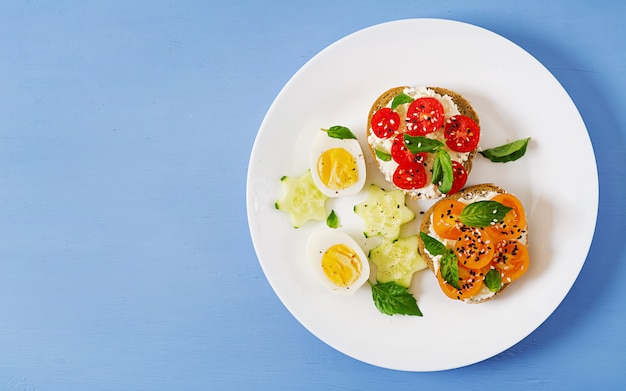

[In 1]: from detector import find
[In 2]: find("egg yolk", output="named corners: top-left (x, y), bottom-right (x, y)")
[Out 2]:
top-left (321, 244), bottom-right (362, 288)
top-left (316, 148), bottom-right (359, 191)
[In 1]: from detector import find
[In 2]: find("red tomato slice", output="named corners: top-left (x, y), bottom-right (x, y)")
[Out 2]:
top-left (405, 97), bottom-right (445, 135)
top-left (493, 239), bottom-right (530, 283)
top-left (454, 227), bottom-right (495, 269)
top-left (446, 161), bottom-right (468, 194)
top-left (391, 134), bottom-right (427, 165)
top-left (444, 115), bottom-right (480, 152)
top-left (371, 108), bottom-right (400, 138)
top-left (392, 162), bottom-right (427, 190)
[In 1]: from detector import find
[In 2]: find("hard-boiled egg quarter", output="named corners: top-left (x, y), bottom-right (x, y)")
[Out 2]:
top-left (306, 228), bottom-right (370, 295)
top-left (309, 130), bottom-right (366, 197)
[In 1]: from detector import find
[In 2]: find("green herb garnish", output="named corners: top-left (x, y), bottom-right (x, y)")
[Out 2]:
top-left (403, 134), bottom-right (444, 153)
top-left (484, 268), bottom-right (503, 292)
top-left (439, 251), bottom-right (460, 290)
top-left (432, 149), bottom-right (454, 194)
top-left (326, 210), bottom-right (338, 228)
top-left (322, 125), bottom-right (357, 140)
top-left (459, 200), bottom-right (512, 227)
top-left (374, 149), bottom-right (392, 162)
top-left (419, 232), bottom-right (447, 256)
top-left (403, 134), bottom-right (454, 194)
top-left (369, 281), bottom-right (422, 316)
top-left (480, 137), bottom-right (530, 163)
top-left (391, 93), bottom-right (414, 110)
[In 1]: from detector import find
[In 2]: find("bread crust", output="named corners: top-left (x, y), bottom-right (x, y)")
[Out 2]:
top-left (418, 183), bottom-right (521, 303)
top-left (366, 86), bottom-right (480, 200)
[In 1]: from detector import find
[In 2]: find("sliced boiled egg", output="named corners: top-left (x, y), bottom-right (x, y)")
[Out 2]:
top-left (309, 129), bottom-right (366, 197)
top-left (306, 228), bottom-right (370, 295)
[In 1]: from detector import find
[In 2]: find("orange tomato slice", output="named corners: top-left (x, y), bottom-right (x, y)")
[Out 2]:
top-left (437, 264), bottom-right (488, 300)
top-left (432, 200), bottom-right (465, 240)
top-left (493, 239), bottom-right (530, 283)
top-left (485, 193), bottom-right (527, 242)
top-left (454, 227), bottom-right (495, 269)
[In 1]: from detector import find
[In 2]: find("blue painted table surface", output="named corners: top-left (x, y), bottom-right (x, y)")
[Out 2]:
top-left (0, 1), bottom-right (624, 390)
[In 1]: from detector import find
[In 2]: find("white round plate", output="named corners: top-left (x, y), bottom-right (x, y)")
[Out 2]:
top-left (246, 19), bottom-right (598, 371)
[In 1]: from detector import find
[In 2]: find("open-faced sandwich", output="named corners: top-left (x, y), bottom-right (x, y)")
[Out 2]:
top-left (417, 183), bottom-right (529, 303)
top-left (367, 86), bottom-right (481, 199)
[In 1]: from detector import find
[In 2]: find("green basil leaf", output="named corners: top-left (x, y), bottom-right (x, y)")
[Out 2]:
top-left (419, 232), bottom-right (447, 256)
top-left (484, 268), bottom-right (502, 292)
top-left (480, 137), bottom-right (530, 163)
top-left (460, 200), bottom-right (513, 227)
top-left (370, 281), bottom-right (422, 316)
top-left (326, 210), bottom-right (338, 228)
top-left (391, 93), bottom-right (414, 110)
top-left (323, 125), bottom-right (357, 140)
top-left (374, 149), bottom-right (392, 162)
top-left (433, 149), bottom-right (453, 194)
top-left (431, 152), bottom-right (442, 186)
top-left (403, 134), bottom-right (444, 154)
top-left (440, 251), bottom-right (460, 289)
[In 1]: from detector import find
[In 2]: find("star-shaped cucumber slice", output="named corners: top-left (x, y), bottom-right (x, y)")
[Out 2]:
top-left (275, 170), bottom-right (328, 228)
top-left (354, 184), bottom-right (415, 240)
top-left (369, 236), bottom-right (427, 288)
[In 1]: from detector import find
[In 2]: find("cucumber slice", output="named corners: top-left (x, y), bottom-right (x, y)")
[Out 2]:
top-left (354, 184), bottom-right (415, 240)
top-left (369, 236), bottom-right (427, 288)
top-left (275, 170), bottom-right (328, 228)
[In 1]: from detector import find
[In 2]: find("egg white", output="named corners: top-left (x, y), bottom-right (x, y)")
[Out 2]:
top-left (305, 228), bottom-right (370, 295)
top-left (309, 131), bottom-right (366, 197)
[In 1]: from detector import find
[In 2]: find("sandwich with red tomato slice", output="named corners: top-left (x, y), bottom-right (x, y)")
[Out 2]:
top-left (366, 86), bottom-right (481, 199)
top-left (417, 183), bottom-right (530, 303)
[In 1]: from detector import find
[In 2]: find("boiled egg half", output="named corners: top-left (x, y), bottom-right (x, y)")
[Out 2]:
top-left (309, 129), bottom-right (366, 197)
top-left (306, 228), bottom-right (370, 295)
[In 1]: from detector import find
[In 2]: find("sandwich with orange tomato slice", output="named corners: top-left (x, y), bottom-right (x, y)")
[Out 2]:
top-left (417, 183), bottom-right (529, 303)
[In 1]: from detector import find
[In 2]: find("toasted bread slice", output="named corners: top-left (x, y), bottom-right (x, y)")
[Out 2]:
top-left (418, 183), bottom-right (528, 303)
top-left (366, 86), bottom-right (480, 200)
